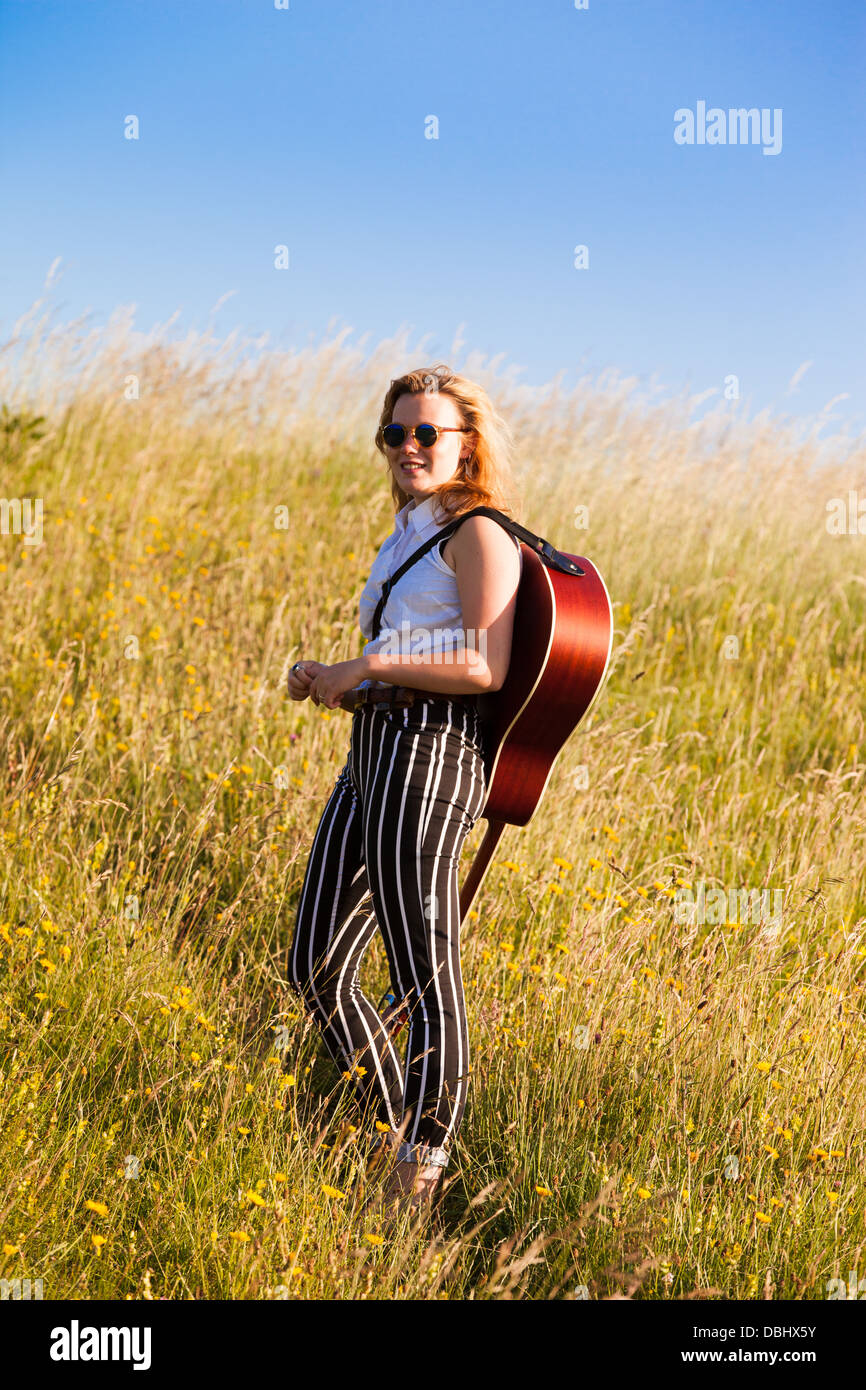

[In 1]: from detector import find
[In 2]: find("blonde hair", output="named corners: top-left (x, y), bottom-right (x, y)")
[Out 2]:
top-left (373, 364), bottom-right (520, 521)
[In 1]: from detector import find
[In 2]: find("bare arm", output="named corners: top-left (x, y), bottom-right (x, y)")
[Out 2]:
top-left (363, 515), bottom-right (520, 693)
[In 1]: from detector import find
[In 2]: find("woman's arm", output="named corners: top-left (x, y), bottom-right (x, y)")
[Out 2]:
top-left (363, 515), bottom-right (520, 694)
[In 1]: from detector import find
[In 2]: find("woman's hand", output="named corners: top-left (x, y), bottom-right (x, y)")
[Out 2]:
top-left (287, 662), bottom-right (316, 701)
top-left (292, 657), bottom-right (368, 710)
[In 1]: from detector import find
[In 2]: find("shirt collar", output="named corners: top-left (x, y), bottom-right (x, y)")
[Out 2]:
top-left (397, 492), bottom-right (446, 535)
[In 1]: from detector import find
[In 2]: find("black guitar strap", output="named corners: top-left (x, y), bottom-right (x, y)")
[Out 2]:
top-left (371, 505), bottom-right (585, 641)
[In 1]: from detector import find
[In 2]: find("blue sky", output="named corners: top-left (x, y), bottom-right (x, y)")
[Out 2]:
top-left (2, 0), bottom-right (864, 430)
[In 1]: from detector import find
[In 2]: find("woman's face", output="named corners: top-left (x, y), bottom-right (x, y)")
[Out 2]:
top-left (384, 391), bottom-right (473, 502)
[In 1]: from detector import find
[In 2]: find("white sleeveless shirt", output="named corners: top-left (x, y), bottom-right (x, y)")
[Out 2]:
top-left (356, 493), bottom-right (522, 689)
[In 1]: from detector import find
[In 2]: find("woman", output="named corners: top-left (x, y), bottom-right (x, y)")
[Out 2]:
top-left (287, 364), bottom-right (522, 1220)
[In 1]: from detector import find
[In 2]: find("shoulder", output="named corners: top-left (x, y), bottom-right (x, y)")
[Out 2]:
top-left (449, 513), bottom-right (518, 551)
top-left (444, 513), bottom-right (520, 575)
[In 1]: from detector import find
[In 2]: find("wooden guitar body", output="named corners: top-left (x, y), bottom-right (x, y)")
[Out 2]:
top-left (477, 542), bottom-right (613, 826)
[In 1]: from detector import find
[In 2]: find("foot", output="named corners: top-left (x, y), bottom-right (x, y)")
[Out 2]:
top-left (381, 1158), bottom-right (444, 1216)
top-left (357, 1157), bottom-right (444, 1227)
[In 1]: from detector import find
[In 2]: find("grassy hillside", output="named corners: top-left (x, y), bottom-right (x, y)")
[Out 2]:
top-left (1, 306), bottom-right (864, 1298)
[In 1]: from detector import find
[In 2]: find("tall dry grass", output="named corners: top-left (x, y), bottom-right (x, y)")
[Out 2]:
top-left (0, 293), bottom-right (864, 1299)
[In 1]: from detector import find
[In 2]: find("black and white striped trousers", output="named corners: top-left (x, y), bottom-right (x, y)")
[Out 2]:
top-left (288, 697), bottom-right (487, 1168)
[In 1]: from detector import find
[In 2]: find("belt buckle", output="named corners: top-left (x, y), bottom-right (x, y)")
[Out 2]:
top-left (358, 685), bottom-right (393, 710)
top-left (355, 685), bottom-right (415, 711)
top-left (371, 685), bottom-right (413, 709)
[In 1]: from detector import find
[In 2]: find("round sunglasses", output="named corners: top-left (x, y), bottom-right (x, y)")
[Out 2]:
top-left (382, 422), bottom-right (469, 449)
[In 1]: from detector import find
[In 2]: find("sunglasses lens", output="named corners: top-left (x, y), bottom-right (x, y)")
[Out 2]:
top-left (414, 425), bottom-right (438, 447)
top-left (383, 424), bottom-right (406, 447)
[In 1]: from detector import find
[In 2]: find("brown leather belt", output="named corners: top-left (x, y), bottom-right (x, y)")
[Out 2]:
top-left (346, 684), bottom-right (478, 713)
